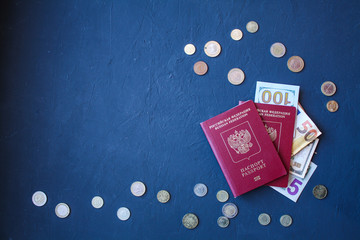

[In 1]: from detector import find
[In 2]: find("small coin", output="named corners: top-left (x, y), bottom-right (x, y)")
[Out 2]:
top-left (321, 81), bottom-right (336, 96)
top-left (91, 196), bottom-right (104, 209)
top-left (193, 61), bottom-right (208, 75)
top-left (117, 207), bottom-right (130, 221)
top-left (157, 190), bottom-right (171, 203)
top-left (246, 21), bottom-right (259, 33)
top-left (258, 213), bottom-right (271, 226)
top-left (182, 213), bottom-right (199, 229)
top-left (227, 68), bottom-right (245, 85)
top-left (280, 214), bottom-right (293, 227)
top-left (55, 203), bottom-right (70, 218)
top-left (184, 43), bottom-right (196, 55)
top-left (222, 203), bottom-right (238, 219)
top-left (270, 42), bottom-right (286, 58)
top-left (231, 29), bottom-right (243, 41)
top-left (216, 190), bottom-right (229, 203)
top-left (217, 216), bottom-right (230, 228)
top-left (194, 183), bottom-right (208, 197)
top-left (204, 41), bottom-right (221, 57)
top-left (313, 184), bottom-right (328, 200)
top-left (326, 100), bottom-right (339, 112)
top-left (130, 181), bottom-right (146, 197)
top-left (287, 56), bottom-right (305, 73)
top-left (32, 191), bottom-right (47, 207)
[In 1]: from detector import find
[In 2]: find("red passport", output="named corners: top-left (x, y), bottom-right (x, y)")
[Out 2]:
top-left (200, 100), bottom-right (287, 197)
top-left (240, 102), bottom-right (296, 187)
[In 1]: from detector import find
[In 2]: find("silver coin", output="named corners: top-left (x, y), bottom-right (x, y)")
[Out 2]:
top-left (32, 191), bottom-right (47, 207)
top-left (258, 213), bottom-right (271, 226)
top-left (246, 21), bottom-right (259, 33)
top-left (270, 42), bottom-right (286, 58)
top-left (204, 41), bottom-right (221, 57)
top-left (231, 29), bottom-right (243, 41)
top-left (227, 68), bottom-right (245, 85)
top-left (91, 196), bottom-right (104, 209)
top-left (130, 181), bottom-right (146, 197)
top-left (117, 207), bottom-right (131, 221)
top-left (222, 203), bottom-right (238, 219)
top-left (184, 43), bottom-right (196, 55)
top-left (313, 185), bottom-right (328, 200)
top-left (216, 190), bottom-right (229, 203)
top-left (194, 183), bottom-right (208, 197)
top-left (280, 214), bottom-right (293, 227)
top-left (182, 213), bottom-right (199, 229)
top-left (157, 190), bottom-right (171, 203)
top-left (217, 216), bottom-right (230, 228)
top-left (55, 203), bottom-right (70, 218)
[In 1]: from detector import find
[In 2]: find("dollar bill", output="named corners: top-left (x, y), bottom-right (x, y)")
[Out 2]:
top-left (290, 138), bottom-right (319, 178)
top-left (270, 162), bottom-right (317, 202)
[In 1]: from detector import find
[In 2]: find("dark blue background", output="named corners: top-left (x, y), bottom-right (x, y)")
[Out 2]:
top-left (1, 0), bottom-right (360, 239)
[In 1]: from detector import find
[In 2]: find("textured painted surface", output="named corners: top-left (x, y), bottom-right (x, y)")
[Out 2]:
top-left (0, 0), bottom-right (360, 239)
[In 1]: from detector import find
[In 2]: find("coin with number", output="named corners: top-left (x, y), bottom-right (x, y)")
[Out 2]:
top-left (280, 214), bottom-right (292, 227)
top-left (270, 42), bottom-right (286, 58)
top-left (258, 213), bottom-right (271, 226)
top-left (157, 190), bottom-right (170, 203)
top-left (131, 181), bottom-right (146, 197)
top-left (227, 68), bottom-right (245, 85)
top-left (326, 100), bottom-right (339, 112)
top-left (321, 81), bottom-right (336, 96)
top-left (216, 190), bottom-right (229, 203)
top-left (204, 41), bottom-right (221, 57)
top-left (194, 183), bottom-right (208, 197)
top-left (193, 61), bottom-right (208, 76)
top-left (231, 29), bottom-right (243, 41)
top-left (117, 207), bottom-right (131, 221)
top-left (182, 213), bottom-right (199, 229)
top-left (246, 21), bottom-right (259, 33)
top-left (287, 56), bottom-right (305, 73)
top-left (55, 203), bottom-right (70, 219)
top-left (184, 44), bottom-right (196, 55)
top-left (32, 191), bottom-right (47, 207)
top-left (217, 216), bottom-right (230, 228)
top-left (313, 184), bottom-right (328, 199)
top-left (222, 203), bottom-right (238, 219)
top-left (91, 196), bottom-right (104, 209)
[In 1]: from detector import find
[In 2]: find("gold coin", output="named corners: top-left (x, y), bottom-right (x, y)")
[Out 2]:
top-left (287, 56), bottom-right (305, 73)
top-left (326, 100), bottom-right (338, 112)
top-left (216, 190), bottom-right (229, 202)
top-left (204, 41), bottom-right (221, 57)
top-left (246, 21), bottom-right (259, 33)
top-left (321, 81), bottom-right (336, 96)
top-left (184, 44), bottom-right (196, 55)
top-left (193, 61), bottom-right (208, 75)
top-left (231, 29), bottom-right (243, 41)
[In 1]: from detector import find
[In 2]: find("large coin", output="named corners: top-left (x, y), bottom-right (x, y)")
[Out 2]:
top-left (182, 213), bottom-right (199, 229)
top-left (313, 184), bottom-right (328, 199)
top-left (157, 190), bottom-right (171, 203)
top-left (193, 183), bottom-right (208, 197)
top-left (326, 100), bottom-right (339, 112)
top-left (130, 181), bottom-right (146, 197)
top-left (321, 81), bottom-right (336, 96)
top-left (246, 21), bottom-right (259, 33)
top-left (258, 213), bottom-right (271, 226)
top-left (184, 44), bottom-right (196, 55)
top-left (287, 56), bottom-right (304, 73)
top-left (91, 196), bottom-right (104, 209)
top-left (117, 207), bottom-right (131, 221)
top-left (217, 216), bottom-right (230, 228)
top-left (222, 203), bottom-right (238, 219)
top-left (227, 68), bottom-right (245, 85)
top-left (204, 41), bottom-right (221, 57)
top-left (216, 190), bottom-right (229, 203)
top-left (55, 203), bottom-right (70, 218)
top-left (280, 214), bottom-right (292, 227)
top-left (193, 61), bottom-right (208, 75)
top-left (231, 29), bottom-right (243, 41)
top-left (270, 42), bottom-right (286, 58)
top-left (32, 191), bottom-right (47, 207)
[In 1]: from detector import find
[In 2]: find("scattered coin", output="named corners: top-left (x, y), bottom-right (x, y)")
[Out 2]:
top-left (326, 100), bottom-right (339, 112)
top-left (222, 203), bottom-right (238, 219)
top-left (193, 61), bottom-right (208, 75)
top-left (194, 183), bottom-right (208, 197)
top-left (32, 191), bottom-right (47, 207)
top-left (287, 56), bottom-right (305, 73)
top-left (182, 213), bottom-right (199, 229)
top-left (216, 190), bottom-right (229, 203)
top-left (117, 207), bottom-right (131, 221)
top-left (157, 190), bottom-right (171, 203)
top-left (130, 181), bottom-right (146, 197)
top-left (91, 196), bottom-right (104, 209)
top-left (280, 214), bottom-right (293, 227)
top-left (227, 68), bottom-right (245, 85)
top-left (204, 41), bottom-right (221, 57)
top-left (55, 203), bottom-right (70, 218)
top-left (217, 216), bottom-right (230, 228)
top-left (246, 21), bottom-right (259, 33)
top-left (184, 43), bottom-right (196, 55)
top-left (313, 184), bottom-right (328, 200)
top-left (321, 81), bottom-right (336, 96)
top-left (258, 213), bottom-right (271, 226)
top-left (231, 29), bottom-right (243, 41)
top-left (270, 42), bottom-right (286, 58)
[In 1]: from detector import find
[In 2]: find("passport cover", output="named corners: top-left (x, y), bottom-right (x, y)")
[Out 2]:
top-left (200, 100), bottom-right (287, 197)
top-left (240, 102), bottom-right (296, 187)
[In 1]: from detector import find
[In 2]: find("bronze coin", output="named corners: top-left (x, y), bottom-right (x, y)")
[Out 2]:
top-left (193, 61), bottom-right (208, 75)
